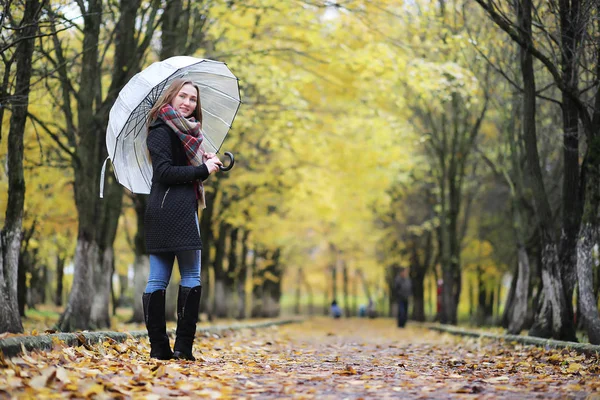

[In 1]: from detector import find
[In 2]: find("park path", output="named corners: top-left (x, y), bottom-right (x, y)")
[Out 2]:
top-left (1, 317), bottom-right (599, 399)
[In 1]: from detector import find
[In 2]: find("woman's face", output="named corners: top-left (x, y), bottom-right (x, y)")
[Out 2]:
top-left (171, 83), bottom-right (198, 118)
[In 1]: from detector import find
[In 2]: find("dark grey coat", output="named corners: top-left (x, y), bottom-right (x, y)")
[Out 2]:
top-left (394, 276), bottom-right (412, 302)
top-left (144, 119), bottom-right (209, 253)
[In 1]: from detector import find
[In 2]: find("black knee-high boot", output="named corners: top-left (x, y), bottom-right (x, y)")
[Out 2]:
top-left (173, 285), bottom-right (202, 361)
top-left (142, 290), bottom-right (173, 360)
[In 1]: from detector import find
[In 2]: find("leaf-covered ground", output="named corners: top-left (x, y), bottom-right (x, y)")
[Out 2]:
top-left (1, 317), bottom-right (599, 399)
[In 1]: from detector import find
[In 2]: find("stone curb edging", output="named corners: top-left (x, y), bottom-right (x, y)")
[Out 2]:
top-left (426, 323), bottom-right (600, 356)
top-left (0, 318), bottom-right (303, 359)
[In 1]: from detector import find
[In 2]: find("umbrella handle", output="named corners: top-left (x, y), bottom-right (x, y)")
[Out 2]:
top-left (219, 152), bottom-right (235, 172)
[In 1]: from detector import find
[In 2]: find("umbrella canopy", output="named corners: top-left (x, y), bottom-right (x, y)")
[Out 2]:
top-left (103, 56), bottom-right (241, 195)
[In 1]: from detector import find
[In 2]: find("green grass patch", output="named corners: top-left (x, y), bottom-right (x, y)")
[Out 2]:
top-left (24, 307), bottom-right (61, 320)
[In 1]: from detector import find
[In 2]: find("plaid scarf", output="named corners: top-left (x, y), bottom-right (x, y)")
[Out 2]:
top-left (158, 103), bottom-right (206, 209)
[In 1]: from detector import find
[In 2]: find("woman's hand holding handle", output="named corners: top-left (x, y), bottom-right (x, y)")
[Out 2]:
top-left (205, 157), bottom-right (223, 174)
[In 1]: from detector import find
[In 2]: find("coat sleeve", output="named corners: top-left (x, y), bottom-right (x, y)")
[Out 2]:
top-left (147, 126), bottom-right (210, 184)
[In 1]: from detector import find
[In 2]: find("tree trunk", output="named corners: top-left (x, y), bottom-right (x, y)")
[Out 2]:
top-left (199, 188), bottom-right (217, 320)
top-left (508, 244), bottom-right (531, 333)
top-left (574, 0), bottom-right (600, 344)
top-left (262, 249), bottom-right (282, 317)
top-left (554, 0), bottom-right (583, 339)
top-left (594, 257), bottom-right (600, 303)
top-left (439, 212), bottom-right (457, 324)
top-left (495, 279), bottom-right (503, 323)
top-left (441, 268), bottom-right (457, 324)
top-left (342, 263), bottom-right (349, 317)
top-left (27, 255), bottom-right (44, 309)
top-left (388, 264), bottom-right (399, 318)
top-left (0, 54), bottom-right (13, 141)
top-left (575, 135), bottom-right (600, 343)
top-left (357, 270), bottom-right (371, 302)
top-left (557, 0), bottom-right (583, 313)
top-left (448, 162), bottom-right (463, 322)
top-left (331, 264), bottom-right (338, 303)
top-left (55, 254), bottom-right (64, 307)
top-left (595, 263), bottom-right (600, 311)
top-left (323, 269), bottom-right (330, 316)
top-left (227, 227), bottom-right (239, 317)
top-left (117, 273), bottom-right (127, 308)
top-left (308, 288), bottom-right (314, 315)
top-left (0, 0), bottom-right (41, 334)
top-left (476, 266), bottom-right (487, 325)
top-left (236, 230), bottom-right (249, 319)
top-left (92, 168), bottom-right (123, 328)
top-left (410, 237), bottom-right (430, 322)
top-left (18, 223), bottom-right (36, 315)
top-left (304, 270), bottom-right (314, 315)
top-left (130, 195), bottom-right (148, 323)
top-left (213, 280), bottom-right (227, 318)
top-left (250, 249), bottom-right (262, 318)
top-left (351, 269), bottom-right (358, 316)
top-left (17, 250), bottom-right (27, 317)
top-left (530, 243), bottom-right (577, 340)
top-left (576, 224), bottom-right (600, 344)
top-left (469, 277), bottom-right (476, 318)
top-left (59, 239), bottom-right (101, 331)
top-left (56, 0), bottom-right (103, 332)
top-left (505, 80), bottom-right (532, 334)
top-left (502, 265), bottom-right (517, 328)
top-left (428, 275), bottom-right (434, 318)
top-left (40, 264), bottom-right (48, 304)
top-left (160, 0), bottom-right (184, 58)
top-left (131, 253), bottom-right (149, 322)
top-left (212, 221), bottom-right (228, 318)
top-left (200, 256), bottom-right (211, 319)
top-left (411, 269), bottom-right (426, 322)
top-left (90, 247), bottom-right (113, 328)
top-left (294, 267), bottom-right (301, 315)
top-left (513, 0), bottom-right (576, 341)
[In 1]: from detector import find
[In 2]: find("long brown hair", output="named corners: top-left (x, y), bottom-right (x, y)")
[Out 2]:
top-left (147, 78), bottom-right (203, 126)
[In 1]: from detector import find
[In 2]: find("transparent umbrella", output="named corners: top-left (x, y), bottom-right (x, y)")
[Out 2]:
top-left (101, 56), bottom-right (241, 197)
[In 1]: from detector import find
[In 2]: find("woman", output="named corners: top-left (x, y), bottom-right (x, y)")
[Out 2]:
top-left (142, 79), bottom-right (222, 361)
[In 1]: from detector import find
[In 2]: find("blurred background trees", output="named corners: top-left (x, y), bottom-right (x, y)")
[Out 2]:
top-left (1, 0), bottom-right (599, 344)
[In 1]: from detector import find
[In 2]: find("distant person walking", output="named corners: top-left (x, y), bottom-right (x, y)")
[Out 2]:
top-left (436, 279), bottom-right (443, 321)
top-left (331, 300), bottom-right (342, 319)
top-left (142, 79), bottom-right (223, 361)
top-left (394, 268), bottom-right (412, 328)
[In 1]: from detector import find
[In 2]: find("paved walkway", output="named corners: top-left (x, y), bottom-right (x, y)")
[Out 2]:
top-left (1, 318), bottom-right (599, 399)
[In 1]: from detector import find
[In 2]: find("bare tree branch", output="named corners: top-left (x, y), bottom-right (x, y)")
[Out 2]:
top-left (473, 0), bottom-right (594, 134)
top-left (27, 112), bottom-right (77, 160)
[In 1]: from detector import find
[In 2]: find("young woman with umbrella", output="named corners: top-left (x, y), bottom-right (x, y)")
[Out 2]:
top-left (142, 79), bottom-right (222, 360)
top-left (104, 56), bottom-right (241, 360)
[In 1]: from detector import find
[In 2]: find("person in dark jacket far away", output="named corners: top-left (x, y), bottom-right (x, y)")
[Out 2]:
top-left (142, 79), bottom-right (222, 361)
top-left (394, 268), bottom-right (412, 328)
top-left (331, 300), bottom-right (342, 319)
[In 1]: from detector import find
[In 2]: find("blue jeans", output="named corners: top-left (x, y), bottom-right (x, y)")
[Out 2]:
top-left (397, 299), bottom-right (409, 327)
top-left (145, 250), bottom-right (201, 293)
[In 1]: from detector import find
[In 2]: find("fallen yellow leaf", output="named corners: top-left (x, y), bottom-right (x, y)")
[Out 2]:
top-left (566, 363), bottom-right (583, 374)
